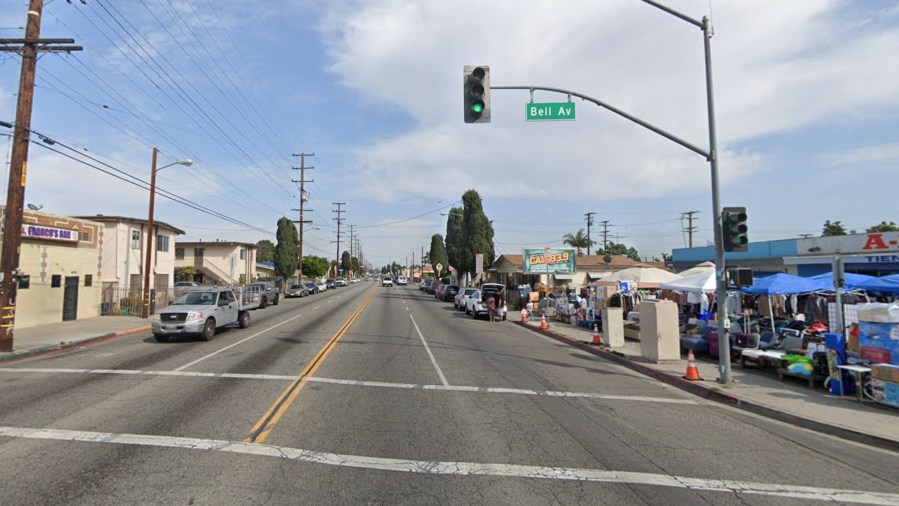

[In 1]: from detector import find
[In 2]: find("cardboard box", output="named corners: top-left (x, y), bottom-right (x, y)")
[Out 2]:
top-left (860, 346), bottom-right (892, 364)
top-left (872, 364), bottom-right (899, 384)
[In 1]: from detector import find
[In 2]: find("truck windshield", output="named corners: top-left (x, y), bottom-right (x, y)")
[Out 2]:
top-left (172, 291), bottom-right (217, 305)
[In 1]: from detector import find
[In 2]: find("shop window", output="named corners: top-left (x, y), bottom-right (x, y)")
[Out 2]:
top-left (51, 275), bottom-right (61, 288)
top-left (157, 235), bottom-right (169, 252)
top-left (85, 274), bottom-right (93, 287)
top-left (131, 230), bottom-right (141, 250)
top-left (175, 248), bottom-right (185, 260)
top-left (240, 248), bottom-right (246, 260)
top-left (82, 230), bottom-right (91, 242)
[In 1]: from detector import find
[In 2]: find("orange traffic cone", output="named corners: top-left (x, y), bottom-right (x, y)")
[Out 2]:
top-left (521, 311), bottom-right (528, 323)
top-left (540, 314), bottom-right (548, 330)
top-left (683, 350), bottom-right (703, 381)
top-left (592, 323), bottom-right (601, 344)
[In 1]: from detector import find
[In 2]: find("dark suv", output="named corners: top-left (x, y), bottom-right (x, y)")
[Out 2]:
top-left (247, 281), bottom-right (279, 308)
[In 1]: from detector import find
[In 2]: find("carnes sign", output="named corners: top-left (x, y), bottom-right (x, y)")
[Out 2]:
top-left (862, 233), bottom-right (899, 251)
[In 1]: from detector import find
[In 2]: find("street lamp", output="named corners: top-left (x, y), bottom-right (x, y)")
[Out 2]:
top-left (143, 147), bottom-right (192, 318)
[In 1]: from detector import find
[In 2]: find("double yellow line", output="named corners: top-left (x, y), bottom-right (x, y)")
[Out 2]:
top-left (244, 287), bottom-right (378, 444)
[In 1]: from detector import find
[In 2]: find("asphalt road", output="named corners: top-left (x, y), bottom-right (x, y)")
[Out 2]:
top-left (1, 282), bottom-right (898, 505)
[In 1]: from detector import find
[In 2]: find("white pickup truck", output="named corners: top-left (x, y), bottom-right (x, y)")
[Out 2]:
top-left (152, 286), bottom-right (261, 342)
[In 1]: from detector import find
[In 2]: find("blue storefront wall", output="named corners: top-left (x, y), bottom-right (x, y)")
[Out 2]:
top-left (672, 239), bottom-right (799, 271)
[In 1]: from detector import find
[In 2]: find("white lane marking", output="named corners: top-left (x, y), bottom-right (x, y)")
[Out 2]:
top-left (174, 313), bottom-right (304, 372)
top-left (0, 369), bottom-right (694, 405)
top-left (408, 314), bottom-right (449, 387)
top-left (0, 427), bottom-right (894, 504)
top-left (313, 306), bottom-right (321, 310)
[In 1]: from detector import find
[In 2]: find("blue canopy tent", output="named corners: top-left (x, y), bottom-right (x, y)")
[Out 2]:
top-left (857, 274), bottom-right (899, 294)
top-left (743, 273), bottom-right (821, 331)
top-left (807, 271), bottom-right (876, 291)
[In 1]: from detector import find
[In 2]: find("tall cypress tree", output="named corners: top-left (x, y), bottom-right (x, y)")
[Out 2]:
top-left (445, 206), bottom-right (463, 272)
top-left (429, 234), bottom-right (448, 279)
top-left (274, 217), bottom-right (299, 282)
top-left (459, 190), bottom-right (494, 280)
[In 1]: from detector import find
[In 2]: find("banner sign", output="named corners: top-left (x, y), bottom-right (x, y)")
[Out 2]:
top-left (475, 253), bottom-right (483, 274)
top-left (22, 224), bottom-right (79, 242)
top-left (522, 248), bottom-right (576, 274)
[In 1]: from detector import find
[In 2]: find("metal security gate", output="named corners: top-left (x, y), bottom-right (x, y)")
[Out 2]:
top-left (63, 276), bottom-right (79, 321)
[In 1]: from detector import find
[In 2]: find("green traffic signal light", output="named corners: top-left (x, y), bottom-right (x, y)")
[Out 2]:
top-left (471, 101), bottom-right (484, 114)
top-left (463, 65), bottom-right (490, 123)
top-left (722, 207), bottom-right (748, 252)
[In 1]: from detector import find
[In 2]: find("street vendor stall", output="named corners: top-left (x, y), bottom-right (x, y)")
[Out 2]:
top-left (742, 273), bottom-right (820, 333)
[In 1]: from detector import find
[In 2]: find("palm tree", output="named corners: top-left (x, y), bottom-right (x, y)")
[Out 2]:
top-left (562, 229), bottom-right (595, 256)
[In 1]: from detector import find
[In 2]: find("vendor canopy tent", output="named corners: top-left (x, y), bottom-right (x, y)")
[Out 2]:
top-left (593, 267), bottom-right (679, 288)
top-left (674, 261), bottom-right (715, 278)
top-left (807, 271), bottom-right (876, 291)
top-left (742, 273), bottom-right (820, 295)
top-left (660, 271), bottom-right (716, 293)
top-left (857, 274), bottom-right (899, 294)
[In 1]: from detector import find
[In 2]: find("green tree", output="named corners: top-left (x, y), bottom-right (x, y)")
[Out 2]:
top-left (301, 255), bottom-right (329, 278)
top-left (458, 189), bottom-right (495, 280)
top-left (340, 251), bottom-right (352, 276)
top-left (867, 221), bottom-right (899, 233)
top-left (274, 217), bottom-right (299, 282)
top-left (351, 256), bottom-right (360, 274)
top-left (598, 242), bottom-right (641, 262)
top-left (429, 234), bottom-right (448, 278)
top-left (445, 206), bottom-right (464, 271)
top-left (562, 229), bottom-right (595, 256)
top-left (822, 220), bottom-right (847, 236)
top-left (175, 266), bottom-right (196, 282)
top-left (256, 239), bottom-right (275, 262)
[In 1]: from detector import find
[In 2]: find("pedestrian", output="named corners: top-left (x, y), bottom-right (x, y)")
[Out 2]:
top-left (487, 292), bottom-right (497, 322)
top-left (498, 297), bottom-right (507, 322)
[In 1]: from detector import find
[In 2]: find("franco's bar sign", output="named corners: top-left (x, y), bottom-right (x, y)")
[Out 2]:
top-left (526, 102), bottom-right (575, 121)
top-left (22, 224), bottom-right (79, 242)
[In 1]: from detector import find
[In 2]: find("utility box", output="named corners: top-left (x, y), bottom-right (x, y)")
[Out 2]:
top-left (639, 299), bottom-right (680, 363)
top-left (601, 308), bottom-right (624, 348)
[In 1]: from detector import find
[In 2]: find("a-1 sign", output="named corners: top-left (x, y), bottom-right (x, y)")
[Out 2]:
top-left (526, 102), bottom-right (575, 121)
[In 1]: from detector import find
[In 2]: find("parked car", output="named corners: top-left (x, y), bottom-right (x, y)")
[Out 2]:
top-left (247, 281), bottom-right (279, 308)
top-left (316, 281), bottom-right (327, 292)
top-left (382, 277), bottom-right (394, 287)
top-left (397, 276), bottom-right (408, 286)
top-left (419, 279), bottom-right (429, 291)
top-left (465, 289), bottom-right (483, 317)
top-left (326, 280), bottom-right (337, 290)
top-left (434, 284), bottom-right (448, 299)
top-left (285, 283), bottom-right (309, 298)
top-left (174, 281), bottom-right (200, 287)
top-left (304, 282), bottom-right (319, 294)
top-left (455, 287), bottom-right (478, 310)
top-left (152, 286), bottom-right (257, 341)
top-left (442, 285), bottom-right (459, 302)
top-left (335, 278), bottom-right (348, 287)
top-left (474, 283), bottom-right (506, 320)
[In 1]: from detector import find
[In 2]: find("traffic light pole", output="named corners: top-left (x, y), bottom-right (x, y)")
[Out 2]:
top-left (490, 3), bottom-right (733, 382)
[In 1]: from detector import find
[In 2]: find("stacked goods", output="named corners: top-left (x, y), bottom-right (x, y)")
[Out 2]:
top-left (857, 304), bottom-right (899, 407)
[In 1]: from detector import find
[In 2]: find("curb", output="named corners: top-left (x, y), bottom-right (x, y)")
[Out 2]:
top-left (0, 325), bottom-right (151, 364)
top-left (515, 321), bottom-right (899, 453)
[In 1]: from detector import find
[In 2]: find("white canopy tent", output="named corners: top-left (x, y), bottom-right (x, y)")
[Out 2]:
top-left (674, 261), bottom-right (715, 278)
top-left (660, 271), bottom-right (717, 293)
top-left (593, 267), bottom-right (679, 288)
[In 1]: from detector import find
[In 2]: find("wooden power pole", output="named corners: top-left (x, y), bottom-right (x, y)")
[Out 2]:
top-left (0, 0), bottom-right (81, 351)
top-left (291, 153), bottom-right (313, 281)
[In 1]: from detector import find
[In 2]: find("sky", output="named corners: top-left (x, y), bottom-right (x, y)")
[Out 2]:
top-left (1, 0), bottom-right (898, 269)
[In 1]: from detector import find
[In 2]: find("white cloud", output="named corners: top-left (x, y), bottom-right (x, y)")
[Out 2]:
top-left (819, 142), bottom-right (899, 172)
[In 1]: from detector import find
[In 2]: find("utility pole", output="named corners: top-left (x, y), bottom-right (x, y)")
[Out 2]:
top-left (348, 224), bottom-right (356, 277)
top-left (682, 210), bottom-right (699, 248)
top-left (291, 153), bottom-right (314, 281)
top-left (332, 202), bottom-right (345, 278)
top-left (0, 0), bottom-right (81, 351)
top-left (584, 212), bottom-right (596, 255)
top-left (599, 220), bottom-right (610, 251)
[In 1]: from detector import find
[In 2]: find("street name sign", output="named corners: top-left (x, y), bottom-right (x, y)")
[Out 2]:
top-left (526, 102), bottom-right (575, 121)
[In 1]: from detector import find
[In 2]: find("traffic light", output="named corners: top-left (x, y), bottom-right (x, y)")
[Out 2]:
top-left (722, 207), bottom-right (748, 252)
top-left (463, 65), bottom-right (490, 123)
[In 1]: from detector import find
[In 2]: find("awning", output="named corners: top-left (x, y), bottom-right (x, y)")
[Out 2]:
top-left (587, 272), bottom-right (608, 279)
top-left (553, 274), bottom-right (575, 280)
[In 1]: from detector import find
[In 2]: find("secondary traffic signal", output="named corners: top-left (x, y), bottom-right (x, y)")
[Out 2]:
top-left (722, 207), bottom-right (748, 252)
top-left (463, 65), bottom-right (490, 123)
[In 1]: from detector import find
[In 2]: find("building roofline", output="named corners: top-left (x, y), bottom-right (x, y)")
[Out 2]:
top-left (176, 240), bottom-right (257, 249)
top-left (74, 215), bottom-right (185, 235)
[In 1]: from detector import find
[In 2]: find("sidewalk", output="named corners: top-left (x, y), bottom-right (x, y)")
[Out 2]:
top-left (0, 316), bottom-right (150, 363)
top-left (517, 317), bottom-right (899, 452)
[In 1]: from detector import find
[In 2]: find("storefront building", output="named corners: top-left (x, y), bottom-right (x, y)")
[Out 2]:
top-left (490, 253), bottom-right (653, 289)
top-left (1, 207), bottom-right (103, 328)
top-left (671, 232), bottom-right (899, 277)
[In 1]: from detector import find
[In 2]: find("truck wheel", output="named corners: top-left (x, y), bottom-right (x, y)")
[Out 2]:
top-left (273, 294), bottom-right (280, 306)
top-left (155, 334), bottom-right (169, 342)
top-left (200, 318), bottom-right (216, 341)
top-left (238, 311), bottom-right (250, 329)
top-left (260, 297), bottom-right (268, 309)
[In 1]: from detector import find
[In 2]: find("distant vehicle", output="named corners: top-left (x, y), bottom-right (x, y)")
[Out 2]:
top-left (397, 276), bottom-right (408, 286)
top-left (247, 281), bottom-right (279, 308)
top-left (426, 280), bottom-right (440, 294)
top-left (419, 279), bottom-right (429, 291)
top-left (434, 284), bottom-right (448, 299)
top-left (316, 281), bottom-right (327, 292)
top-left (382, 277), bottom-right (394, 287)
top-left (442, 285), bottom-right (459, 302)
top-left (455, 287), bottom-right (478, 310)
top-left (152, 286), bottom-right (259, 341)
top-left (469, 283), bottom-right (506, 320)
top-left (285, 283), bottom-right (309, 298)
top-left (326, 280), bottom-right (337, 289)
top-left (304, 282), bottom-right (319, 294)
top-left (335, 278), bottom-right (348, 287)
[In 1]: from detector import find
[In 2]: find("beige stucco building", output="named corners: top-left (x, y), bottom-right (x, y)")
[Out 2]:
top-left (175, 241), bottom-right (257, 285)
top-left (1, 207), bottom-right (103, 328)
